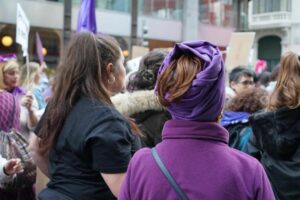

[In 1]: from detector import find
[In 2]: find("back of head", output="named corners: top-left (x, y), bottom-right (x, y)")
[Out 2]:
top-left (39, 31), bottom-right (121, 155)
top-left (0, 59), bottom-right (19, 89)
top-left (127, 49), bottom-right (167, 92)
top-left (268, 51), bottom-right (300, 111)
top-left (270, 64), bottom-right (280, 81)
top-left (259, 71), bottom-right (271, 87)
top-left (52, 32), bottom-right (121, 106)
top-left (156, 41), bottom-right (225, 121)
top-left (20, 62), bottom-right (40, 90)
top-left (226, 87), bottom-right (268, 114)
top-left (229, 66), bottom-right (253, 83)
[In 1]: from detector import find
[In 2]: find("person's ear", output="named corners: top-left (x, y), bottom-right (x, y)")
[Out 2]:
top-left (230, 81), bottom-right (237, 91)
top-left (106, 63), bottom-right (116, 84)
top-left (106, 63), bottom-right (114, 75)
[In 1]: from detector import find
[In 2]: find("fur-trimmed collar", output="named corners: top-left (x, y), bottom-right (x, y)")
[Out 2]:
top-left (111, 90), bottom-right (165, 116)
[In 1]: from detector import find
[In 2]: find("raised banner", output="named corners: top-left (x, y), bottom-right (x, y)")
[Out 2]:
top-left (77, 0), bottom-right (97, 33)
top-left (16, 3), bottom-right (30, 57)
top-left (132, 46), bottom-right (149, 59)
top-left (225, 32), bottom-right (255, 71)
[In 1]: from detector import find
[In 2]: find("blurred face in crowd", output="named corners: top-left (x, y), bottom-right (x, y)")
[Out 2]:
top-left (34, 70), bottom-right (41, 85)
top-left (3, 68), bottom-right (20, 90)
top-left (108, 49), bottom-right (126, 95)
top-left (230, 75), bottom-right (254, 95)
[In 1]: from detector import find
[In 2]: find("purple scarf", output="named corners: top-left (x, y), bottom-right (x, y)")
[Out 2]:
top-left (156, 41), bottom-right (225, 121)
top-left (8, 87), bottom-right (25, 97)
top-left (221, 111), bottom-right (249, 127)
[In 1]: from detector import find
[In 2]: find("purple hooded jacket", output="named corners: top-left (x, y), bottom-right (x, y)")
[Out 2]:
top-left (119, 41), bottom-right (275, 200)
top-left (119, 121), bottom-right (275, 200)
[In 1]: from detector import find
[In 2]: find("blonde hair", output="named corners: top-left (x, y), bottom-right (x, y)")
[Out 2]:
top-left (20, 62), bottom-right (41, 90)
top-left (267, 51), bottom-right (300, 111)
top-left (0, 60), bottom-right (19, 89)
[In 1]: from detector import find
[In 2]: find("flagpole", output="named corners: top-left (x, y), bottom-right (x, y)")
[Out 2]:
top-left (25, 53), bottom-right (30, 89)
top-left (130, 0), bottom-right (138, 59)
top-left (63, 0), bottom-right (72, 51)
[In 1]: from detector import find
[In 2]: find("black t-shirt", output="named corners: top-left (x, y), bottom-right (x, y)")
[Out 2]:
top-left (36, 97), bottom-right (141, 200)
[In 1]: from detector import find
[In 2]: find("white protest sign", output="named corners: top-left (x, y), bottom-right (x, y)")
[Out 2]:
top-left (126, 56), bottom-right (142, 73)
top-left (16, 3), bottom-right (30, 57)
top-left (132, 46), bottom-right (149, 59)
top-left (225, 32), bottom-right (255, 71)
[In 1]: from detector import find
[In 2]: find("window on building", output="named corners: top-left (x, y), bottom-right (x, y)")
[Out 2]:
top-left (199, 0), bottom-right (234, 27)
top-left (139, 0), bottom-right (183, 20)
top-left (253, 0), bottom-right (291, 14)
top-left (45, 0), bottom-right (80, 5)
top-left (96, 0), bottom-right (130, 13)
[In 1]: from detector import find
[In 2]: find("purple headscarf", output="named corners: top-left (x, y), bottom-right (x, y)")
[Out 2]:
top-left (156, 41), bottom-right (225, 121)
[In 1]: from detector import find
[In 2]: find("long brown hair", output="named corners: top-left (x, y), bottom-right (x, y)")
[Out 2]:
top-left (157, 53), bottom-right (202, 106)
top-left (38, 32), bottom-right (121, 155)
top-left (267, 52), bottom-right (300, 111)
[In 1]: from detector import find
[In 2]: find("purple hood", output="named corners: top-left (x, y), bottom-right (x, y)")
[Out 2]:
top-left (156, 41), bottom-right (225, 121)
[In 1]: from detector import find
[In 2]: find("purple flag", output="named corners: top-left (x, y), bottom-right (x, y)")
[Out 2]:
top-left (77, 0), bottom-right (97, 33)
top-left (36, 32), bottom-right (44, 64)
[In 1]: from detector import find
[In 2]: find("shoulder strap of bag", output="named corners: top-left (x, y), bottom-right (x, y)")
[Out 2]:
top-left (9, 95), bottom-right (16, 129)
top-left (151, 147), bottom-right (188, 200)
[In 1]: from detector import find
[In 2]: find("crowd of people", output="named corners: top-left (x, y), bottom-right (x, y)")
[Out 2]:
top-left (0, 31), bottom-right (299, 200)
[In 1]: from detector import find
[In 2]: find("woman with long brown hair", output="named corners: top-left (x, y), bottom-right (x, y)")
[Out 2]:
top-left (29, 32), bottom-right (140, 200)
top-left (249, 52), bottom-right (300, 200)
top-left (119, 41), bottom-right (275, 200)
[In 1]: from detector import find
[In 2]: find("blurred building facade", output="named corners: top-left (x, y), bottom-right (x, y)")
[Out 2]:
top-left (0, 0), bottom-right (240, 66)
top-left (249, 0), bottom-right (300, 70)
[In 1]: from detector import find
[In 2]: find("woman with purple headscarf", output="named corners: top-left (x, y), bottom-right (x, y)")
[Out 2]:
top-left (119, 41), bottom-right (275, 200)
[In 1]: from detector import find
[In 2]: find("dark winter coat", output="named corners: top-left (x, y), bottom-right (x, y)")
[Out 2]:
top-left (112, 90), bottom-right (171, 147)
top-left (249, 107), bottom-right (300, 200)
